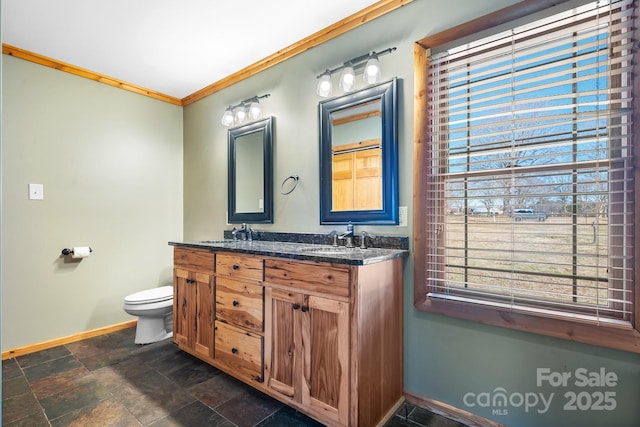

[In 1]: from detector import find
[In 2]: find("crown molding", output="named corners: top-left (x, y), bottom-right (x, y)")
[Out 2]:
top-left (2, 44), bottom-right (182, 106)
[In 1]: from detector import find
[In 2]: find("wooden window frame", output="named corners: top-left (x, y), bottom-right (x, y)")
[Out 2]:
top-left (413, 0), bottom-right (640, 353)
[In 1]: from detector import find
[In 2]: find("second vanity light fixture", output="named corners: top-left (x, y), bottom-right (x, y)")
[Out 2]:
top-left (316, 47), bottom-right (396, 98)
top-left (221, 93), bottom-right (271, 127)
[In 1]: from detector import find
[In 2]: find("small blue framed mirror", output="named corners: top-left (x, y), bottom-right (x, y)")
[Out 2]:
top-left (228, 117), bottom-right (274, 223)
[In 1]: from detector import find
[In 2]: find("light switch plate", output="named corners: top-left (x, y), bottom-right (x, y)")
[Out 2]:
top-left (29, 183), bottom-right (44, 200)
top-left (399, 206), bottom-right (408, 227)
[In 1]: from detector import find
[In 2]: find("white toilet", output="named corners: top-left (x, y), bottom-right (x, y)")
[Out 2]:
top-left (123, 285), bottom-right (174, 344)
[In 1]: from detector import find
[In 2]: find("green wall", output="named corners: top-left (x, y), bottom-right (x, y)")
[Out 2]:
top-left (1, 55), bottom-right (183, 349)
top-left (182, 1), bottom-right (640, 426)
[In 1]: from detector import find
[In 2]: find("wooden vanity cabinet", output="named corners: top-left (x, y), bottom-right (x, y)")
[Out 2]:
top-left (172, 246), bottom-right (403, 427)
top-left (173, 248), bottom-right (215, 360)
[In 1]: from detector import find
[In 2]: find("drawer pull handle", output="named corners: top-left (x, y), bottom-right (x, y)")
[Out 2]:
top-left (232, 264), bottom-right (240, 270)
top-left (301, 306), bottom-right (309, 312)
top-left (292, 303), bottom-right (300, 310)
top-left (233, 300), bottom-right (240, 307)
top-left (231, 347), bottom-right (238, 354)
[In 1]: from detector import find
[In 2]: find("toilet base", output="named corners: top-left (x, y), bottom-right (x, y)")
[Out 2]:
top-left (134, 313), bottom-right (173, 344)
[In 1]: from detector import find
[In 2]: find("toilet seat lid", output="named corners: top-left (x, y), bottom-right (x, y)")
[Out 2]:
top-left (125, 286), bottom-right (173, 304)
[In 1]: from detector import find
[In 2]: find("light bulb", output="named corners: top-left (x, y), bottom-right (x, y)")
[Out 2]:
top-left (221, 108), bottom-right (234, 126)
top-left (234, 106), bottom-right (247, 124)
top-left (364, 56), bottom-right (381, 84)
top-left (316, 72), bottom-right (333, 97)
top-left (248, 100), bottom-right (262, 120)
top-left (339, 66), bottom-right (356, 92)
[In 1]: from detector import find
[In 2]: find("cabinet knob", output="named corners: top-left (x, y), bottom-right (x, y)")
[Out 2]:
top-left (232, 264), bottom-right (240, 270)
top-left (233, 300), bottom-right (240, 307)
top-left (301, 306), bottom-right (309, 312)
top-left (231, 347), bottom-right (238, 354)
top-left (292, 303), bottom-right (300, 310)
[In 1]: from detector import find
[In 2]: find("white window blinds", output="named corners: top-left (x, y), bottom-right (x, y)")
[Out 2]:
top-left (426, 0), bottom-right (635, 323)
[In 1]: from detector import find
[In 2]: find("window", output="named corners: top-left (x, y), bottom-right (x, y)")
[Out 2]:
top-left (413, 0), bottom-right (640, 353)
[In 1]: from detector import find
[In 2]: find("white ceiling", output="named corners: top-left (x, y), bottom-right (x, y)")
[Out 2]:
top-left (2, 0), bottom-right (380, 99)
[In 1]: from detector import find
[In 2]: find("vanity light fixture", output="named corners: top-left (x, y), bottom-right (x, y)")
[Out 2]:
top-left (221, 93), bottom-right (271, 127)
top-left (315, 47), bottom-right (396, 98)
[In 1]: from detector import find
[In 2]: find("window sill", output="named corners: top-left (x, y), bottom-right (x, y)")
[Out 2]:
top-left (415, 295), bottom-right (640, 354)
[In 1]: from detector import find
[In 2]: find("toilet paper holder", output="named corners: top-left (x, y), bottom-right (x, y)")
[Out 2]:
top-left (61, 247), bottom-right (93, 256)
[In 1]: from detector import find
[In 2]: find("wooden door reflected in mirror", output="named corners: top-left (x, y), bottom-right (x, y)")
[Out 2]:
top-left (331, 100), bottom-right (383, 211)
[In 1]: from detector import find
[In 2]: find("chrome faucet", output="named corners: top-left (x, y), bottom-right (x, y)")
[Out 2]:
top-left (231, 223), bottom-right (253, 241)
top-left (338, 223), bottom-right (355, 248)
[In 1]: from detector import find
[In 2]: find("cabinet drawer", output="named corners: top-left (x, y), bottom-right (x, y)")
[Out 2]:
top-left (217, 253), bottom-right (263, 281)
top-left (174, 248), bottom-right (214, 275)
top-left (264, 259), bottom-right (351, 298)
top-left (216, 277), bottom-right (264, 334)
top-left (214, 321), bottom-right (263, 382)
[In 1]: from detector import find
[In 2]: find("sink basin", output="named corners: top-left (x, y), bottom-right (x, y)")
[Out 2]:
top-left (199, 239), bottom-right (234, 244)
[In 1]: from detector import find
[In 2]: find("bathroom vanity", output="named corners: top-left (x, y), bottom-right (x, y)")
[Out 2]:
top-left (169, 238), bottom-right (407, 427)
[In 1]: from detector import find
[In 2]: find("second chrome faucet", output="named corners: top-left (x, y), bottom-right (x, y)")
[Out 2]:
top-left (231, 223), bottom-right (254, 241)
top-left (329, 223), bottom-right (370, 249)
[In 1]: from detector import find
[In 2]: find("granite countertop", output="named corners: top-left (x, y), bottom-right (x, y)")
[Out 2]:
top-left (169, 239), bottom-right (409, 266)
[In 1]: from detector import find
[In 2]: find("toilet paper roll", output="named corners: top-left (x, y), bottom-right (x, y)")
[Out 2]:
top-left (72, 246), bottom-right (91, 259)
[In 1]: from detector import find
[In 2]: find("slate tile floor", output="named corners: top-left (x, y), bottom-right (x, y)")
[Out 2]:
top-left (3, 327), bottom-right (466, 427)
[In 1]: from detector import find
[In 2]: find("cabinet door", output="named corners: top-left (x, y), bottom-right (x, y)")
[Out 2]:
top-left (174, 268), bottom-right (213, 358)
top-left (174, 268), bottom-right (196, 349)
top-left (267, 289), bottom-right (302, 402)
top-left (194, 272), bottom-right (214, 358)
top-left (303, 296), bottom-right (349, 425)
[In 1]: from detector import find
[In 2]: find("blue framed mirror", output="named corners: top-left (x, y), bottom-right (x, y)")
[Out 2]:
top-left (319, 78), bottom-right (398, 224)
top-left (228, 117), bottom-right (274, 223)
